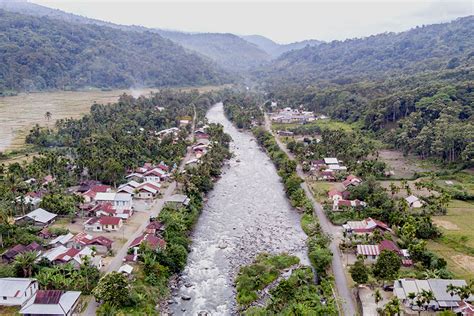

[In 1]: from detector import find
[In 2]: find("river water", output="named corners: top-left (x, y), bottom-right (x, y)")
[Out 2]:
top-left (170, 103), bottom-right (308, 315)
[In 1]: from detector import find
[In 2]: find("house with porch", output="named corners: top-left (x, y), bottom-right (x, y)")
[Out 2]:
top-left (19, 290), bottom-right (81, 316)
top-left (0, 278), bottom-right (38, 307)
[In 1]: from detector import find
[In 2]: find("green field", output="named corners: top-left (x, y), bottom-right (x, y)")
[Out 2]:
top-left (429, 199), bottom-right (474, 280)
top-left (271, 119), bottom-right (355, 132)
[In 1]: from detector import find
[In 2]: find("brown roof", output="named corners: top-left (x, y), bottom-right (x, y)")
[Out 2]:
top-left (99, 217), bottom-right (122, 226)
top-left (34, 290), bottom-right (63, 304)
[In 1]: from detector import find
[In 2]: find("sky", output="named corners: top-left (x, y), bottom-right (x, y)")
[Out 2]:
top-left (30, 0), bottom-right (473, 43)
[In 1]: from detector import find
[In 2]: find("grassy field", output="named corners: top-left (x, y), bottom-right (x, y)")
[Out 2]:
top-left (377, 150), bottom-right (438, 179)
top-left (306, 178), bottom-right (339, 201)
top-left (0, 85), bottom-right (229, 154)
top-left (271, 119), bottom-right (354, 132)
top-left (428, 199), bottom-right (474, 280)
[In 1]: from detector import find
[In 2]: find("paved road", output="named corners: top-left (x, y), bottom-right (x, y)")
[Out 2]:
top-left (264, 113), bottom-right (357, 316)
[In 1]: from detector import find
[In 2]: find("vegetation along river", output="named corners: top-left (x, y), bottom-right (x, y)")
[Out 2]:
top-left (171, 103), bottom-right (309, 315)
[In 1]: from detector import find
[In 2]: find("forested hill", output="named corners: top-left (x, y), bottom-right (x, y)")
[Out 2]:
top-left (242, 35), bottom-right (322, 58)
top-left (0, 0), bottom-right (271, 73)
top-left (0, 10), bottom-right (231, 93)
top-left (155, 30), bottom-right (271, 72)
top-left (259, 16), bottom-right (474, 85)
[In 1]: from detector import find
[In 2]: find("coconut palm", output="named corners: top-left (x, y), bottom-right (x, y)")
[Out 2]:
top-left (383, 297), bottom-right (401, 316)
top-left (45, 111), bottom-right (52, 122)
top-left (446, 283), bottom-right (457, 311)
top-left (14, 251), bottom-right (37, 277)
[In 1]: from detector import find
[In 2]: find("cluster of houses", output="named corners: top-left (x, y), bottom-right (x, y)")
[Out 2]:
top-left (270, 107), bottom-right (317, 124)
top-left (394, 278), bottom-right (474, 312)
top-left (0, 278), bottom-right (81, 315)
top-left (185, 128), bottom-right (211, 168)
top-left (356, 239), bottom-right (412, 266)
top-left (327, 175), bottom-right (366, 211)
top-left (311, 157), bottom-right (348, 181)
top-left (2, 227), bottom-right (113, 270)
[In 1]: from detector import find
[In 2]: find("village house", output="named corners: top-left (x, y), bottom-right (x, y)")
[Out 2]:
top-left (145, 220), bottom-right (165, 235)
top-left (129, 233), bottom-right (166, 251)
top-left (333, 199), bottom-right (367, 211)
top-left (118, 263), bottom-right (134, 275)
top-left (342, 175), bottom-right (362, 188)
top-left (405, 195), bottom-right (424, 208)
top-left (84, 216), bottom-right (123, 232)
top-left (48, 233), bottom-right (74, 248)
top-left (1, 242), bottom-right (42, 263)
top-left (356, 239), bottom-right (412, 266)
top-left (70, 232), bottom-right (113, 254)
top-left (41, 246), bottom-right (102, 269)
top-left (0, 278), bottom-right (39, 307)
top-left (195, 129), bottom-right (210, 140)
top-left (270, 107), bottom-right (316, 124)
top-left (42, 175), bottom-right (55, 186)
top-left (95, 192), bottom-right (133, 211)
top-left (80, 185), bottom-right (111, 203)
top-left (15, 208), bottom-right (57, 227)
top-left (343, 217), bottom-right (391, 235)
top-left (19, 290), bottom-right (81, 316)
top-left (16, 192), bottom-right (42, 208)
top-left (91, 202), bottom-right (133, 220)
top-left (394, 278), bottom-right (474, 311)
top-left (165, 194), bottom-right (191, 209)
top-left (143, 168), bottom-right (167, 183)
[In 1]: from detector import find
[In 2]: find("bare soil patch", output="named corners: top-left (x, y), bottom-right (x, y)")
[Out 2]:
top-left (432, 218), bottom-right (460, 231)
top-left (377, 150), bottom-right (433, 179)
top-left (452, 254), bottom-right (474, 272)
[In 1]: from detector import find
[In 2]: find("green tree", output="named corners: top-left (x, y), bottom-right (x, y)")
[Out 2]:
top-left (93, 272), bottom-right (130, 307)
top-left (349, 258), bottom-right (369, 284)
top-left (373, 250), bottom-right (401, 282)
top-left (14, 251), bottom-right (37, 277)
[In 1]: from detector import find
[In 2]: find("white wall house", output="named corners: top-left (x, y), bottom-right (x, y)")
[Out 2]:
top-left (0, 278), bottom-right (38, 306)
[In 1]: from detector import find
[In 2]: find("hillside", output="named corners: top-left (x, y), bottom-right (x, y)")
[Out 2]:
top-left (259, 16), bottom-right (474, 85)
top-left (263, 17), bottom-right (474, 164)
top-left (243, 34), bottom-right (322, 58)
top-left (0, 1), bottom-right (271, 73)
top-left (0, 10), bottom-right (232, 92)
top-left (155, 30), bottom-right (271, 72)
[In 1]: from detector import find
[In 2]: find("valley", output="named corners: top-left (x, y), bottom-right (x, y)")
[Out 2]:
top-left (0, 1), bottom-right (472, 315)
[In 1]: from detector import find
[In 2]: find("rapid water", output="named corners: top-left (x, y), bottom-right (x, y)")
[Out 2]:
top-left (170, 103), bottom-right (308, 315)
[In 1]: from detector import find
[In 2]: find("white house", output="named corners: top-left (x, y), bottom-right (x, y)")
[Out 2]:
top-left (20, 290), bottom-right (81, 316)
top-left (95, 192), bottom-right (133, 211)
top-left (405, 195), bottom-right (424, 208)
top-left (0, 278), bottom-right (38, 307)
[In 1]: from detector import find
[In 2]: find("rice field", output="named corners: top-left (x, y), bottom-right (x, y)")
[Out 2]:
top-left (0, 85), bottom-right (228, 153)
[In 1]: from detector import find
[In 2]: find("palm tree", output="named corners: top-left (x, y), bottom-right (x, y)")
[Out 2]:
top-left (446, 284), bottom-right (457, 311)
top-left (407, 292), bottom-right (416, 309)
top-left (383, 297), bottom-right (401, 316)
top-left (14, 251), bottom-right (37, 277)
top-left (45, 111), bottom-right (52, 122)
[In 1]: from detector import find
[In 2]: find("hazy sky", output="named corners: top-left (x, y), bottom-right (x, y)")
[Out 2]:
top-left (31, 0), bottom-right (473, 43)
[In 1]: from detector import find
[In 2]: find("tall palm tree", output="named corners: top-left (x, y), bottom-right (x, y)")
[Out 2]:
top-left (45, 111), bottom-right (52, 122)
top-left (14, 251), bottom-right (37, 277)
top-left (446, 283), bottom-right (456, 311)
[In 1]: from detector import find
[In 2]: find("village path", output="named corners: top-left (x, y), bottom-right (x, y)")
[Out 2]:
top-left (83, 109), bottom-right (196, 315)
top-left (263, 113), bottom-right (357, 316)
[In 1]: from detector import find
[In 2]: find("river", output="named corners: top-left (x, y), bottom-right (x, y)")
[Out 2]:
top-left (170, 103), bottom-right (308, 315)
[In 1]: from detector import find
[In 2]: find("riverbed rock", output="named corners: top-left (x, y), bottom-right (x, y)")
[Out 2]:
top-left (184, 283), bottom-right (192, 288)
top-left (181, 295), bottom-right (191, 301)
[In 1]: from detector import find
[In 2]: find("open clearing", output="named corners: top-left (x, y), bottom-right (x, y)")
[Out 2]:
top-left (377, 150), bottom-right (435, 179)
top-left (271, 119), bottom-right (354, 133)
top-left (0, 85), bottom-right (228, 153)
top-left (428, 199), bottom-right (474, 280)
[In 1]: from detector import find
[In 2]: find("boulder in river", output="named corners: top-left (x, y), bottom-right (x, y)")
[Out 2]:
top-left (181, 295), bottom-right (192, 301)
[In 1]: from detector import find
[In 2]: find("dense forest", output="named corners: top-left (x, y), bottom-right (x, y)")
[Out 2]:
top-left (243, 34), bottom-right (322, 58)
top-left (156, 30), bottom-right (271, 72)
top-left (259, 16), bottom-right (474, 85)
top-left (262, 16), bottom-right (474, 164)
top-left (0, 10), bottom-right (231, 93)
